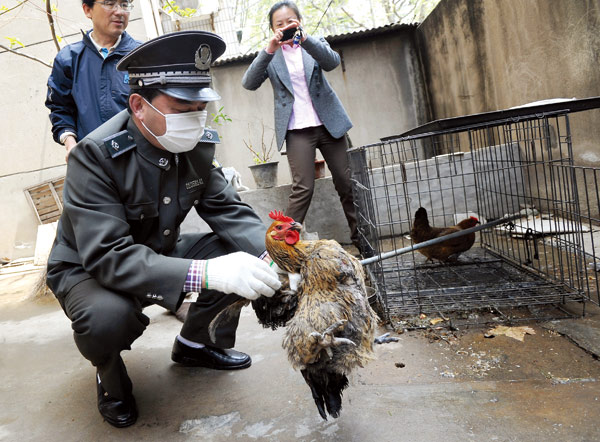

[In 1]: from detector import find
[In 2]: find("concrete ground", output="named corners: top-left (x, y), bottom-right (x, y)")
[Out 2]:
top-left (2, 264), bottom-right (600, 442)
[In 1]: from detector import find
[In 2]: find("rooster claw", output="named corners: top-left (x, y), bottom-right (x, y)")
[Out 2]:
top-left (309, 320), bottom-right (356, 359)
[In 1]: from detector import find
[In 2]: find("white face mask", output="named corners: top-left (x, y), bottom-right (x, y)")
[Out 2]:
top-left (141, 97), bottom-right (207, 153)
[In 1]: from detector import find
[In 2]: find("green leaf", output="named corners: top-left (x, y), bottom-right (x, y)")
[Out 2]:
top-left (5, 36), bottom-right (25, 48)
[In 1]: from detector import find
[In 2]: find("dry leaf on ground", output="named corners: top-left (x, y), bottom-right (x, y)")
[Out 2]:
top-left (484, 325), bottom-right (536, 342)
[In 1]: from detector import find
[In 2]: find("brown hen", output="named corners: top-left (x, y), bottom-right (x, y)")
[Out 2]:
top-left (410, 207), bottom-right (479, 262)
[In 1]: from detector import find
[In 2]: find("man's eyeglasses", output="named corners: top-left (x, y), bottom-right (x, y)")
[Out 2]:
top-left (95, 1), bottom-right (134, 12)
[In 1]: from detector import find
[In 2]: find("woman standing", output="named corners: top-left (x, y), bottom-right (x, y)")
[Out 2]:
top-left (242, 1), bottom-right (359, 249)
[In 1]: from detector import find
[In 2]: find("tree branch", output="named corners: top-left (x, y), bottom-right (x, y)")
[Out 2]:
top-left (45, 0), bottom-right (61, 52)
top-left (340, 7), bottom-right (366, 28)
top-left (0, 0), bottom-right (29, 16)
top-left (0, 44), bottom-right (52, 68)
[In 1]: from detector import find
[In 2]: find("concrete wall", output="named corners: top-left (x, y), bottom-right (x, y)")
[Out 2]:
top-left (416, 0), bottom-right (600, 169)
top-left (180, 176), bottom-right (353, 244)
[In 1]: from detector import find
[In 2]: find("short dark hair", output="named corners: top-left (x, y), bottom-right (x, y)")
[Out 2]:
top-left (268, 1), bottom-right (302, 30)
top-left (126, 88), bottom-right (162, 113)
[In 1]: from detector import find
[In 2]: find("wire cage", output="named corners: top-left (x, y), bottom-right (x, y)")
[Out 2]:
top-left (349, 97), bottom-right (600, 322)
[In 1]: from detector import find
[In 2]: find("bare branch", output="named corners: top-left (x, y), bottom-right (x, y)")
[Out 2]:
top-left (0, 44), bottom-right (53, 68)
top-left (308, 0), bottom-right (326, 13)
top-left (340, 7), bottom-right (366, 28)
top-left (44, 0), bottom-right (61, 52)
top-left (0, 0), bottom-right (29, 16)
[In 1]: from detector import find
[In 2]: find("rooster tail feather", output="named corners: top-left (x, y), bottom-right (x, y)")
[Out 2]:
top-left (414, 207), bottom-right (429, 224)
top-left (301, 368), bottom-right (349, 420)
top-left (301, 369), bottom-right (328, 420)
top-left (207, 299), bottom-right (248, 343)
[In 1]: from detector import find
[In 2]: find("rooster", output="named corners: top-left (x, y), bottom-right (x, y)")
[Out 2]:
top-left (266, 210), bottom-right (378, 420)
top-left (410, 207), bottom-right (479, 262)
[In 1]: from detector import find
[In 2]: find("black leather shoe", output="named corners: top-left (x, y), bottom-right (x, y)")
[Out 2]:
top-left (171, 338), bottom-right (252, 370)
top-left (97, 375), bottom-right (138, 428)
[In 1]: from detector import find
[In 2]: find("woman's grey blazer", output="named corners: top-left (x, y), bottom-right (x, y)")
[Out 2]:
top-left (242, 35), bottom-right (353, 151)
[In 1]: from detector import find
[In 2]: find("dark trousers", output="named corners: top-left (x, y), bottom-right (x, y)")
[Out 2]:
top-left (60, 233), bottom-right (242, 400)
top-left (285, 125), bottom-right (358, 244)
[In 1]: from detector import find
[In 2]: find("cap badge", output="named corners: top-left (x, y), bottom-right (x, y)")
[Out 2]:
top-left (111, 139), bottom-right (120, 151)
top-left (195, 44), bottom-right (212, 70)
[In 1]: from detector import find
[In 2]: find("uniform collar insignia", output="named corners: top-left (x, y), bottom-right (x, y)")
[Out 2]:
top-left (103, 130), bottom-right (136, 158)
top-left (198, 128), bottom-right (220, 144)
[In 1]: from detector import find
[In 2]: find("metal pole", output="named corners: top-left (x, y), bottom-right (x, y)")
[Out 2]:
top-left (359, 213), bottom-right (526, 266)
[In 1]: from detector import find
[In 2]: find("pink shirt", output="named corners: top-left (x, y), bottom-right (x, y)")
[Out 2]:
top-left (281, 44), bottom-right (322, 130)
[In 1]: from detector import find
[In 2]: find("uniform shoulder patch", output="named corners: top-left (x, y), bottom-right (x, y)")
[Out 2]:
top-left (198, 128), bottom-right (220, 144)
top-left (103, 130), bottom-right (136, 158)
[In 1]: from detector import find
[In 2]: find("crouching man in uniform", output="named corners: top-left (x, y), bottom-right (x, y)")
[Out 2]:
top-left (46, 31), bottom-right (281, 428)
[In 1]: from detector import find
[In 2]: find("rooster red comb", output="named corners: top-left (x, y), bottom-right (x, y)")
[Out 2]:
top-left (269, 210), bottom-right (294, 223)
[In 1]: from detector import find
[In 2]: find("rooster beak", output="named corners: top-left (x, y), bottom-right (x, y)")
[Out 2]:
top-left (290, 221), bottom-right (303, 232)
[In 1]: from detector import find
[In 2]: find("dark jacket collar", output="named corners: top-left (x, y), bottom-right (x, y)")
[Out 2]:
top-left (81, 29), bottom-right (139, 56)
top-left (126, 118), bottom-right (174, 170)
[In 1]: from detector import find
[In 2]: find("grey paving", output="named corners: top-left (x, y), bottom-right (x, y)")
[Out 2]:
top-left (2, 269), bottom-right (600, 441)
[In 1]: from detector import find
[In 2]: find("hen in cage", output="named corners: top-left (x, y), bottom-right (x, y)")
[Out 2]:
top-left (349, 97), bottom-right (600, 321)
top-left (410, 207), bottom-right (479, 263)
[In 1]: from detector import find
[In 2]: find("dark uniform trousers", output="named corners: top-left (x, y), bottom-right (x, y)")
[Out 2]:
top-left (285, 125), bottom-right (358, 244)
top-left (60, 232), bottom-right (242, 401)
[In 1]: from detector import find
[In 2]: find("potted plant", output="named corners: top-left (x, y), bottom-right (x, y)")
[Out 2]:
top-left (244, 123), bottom-right (278, 189)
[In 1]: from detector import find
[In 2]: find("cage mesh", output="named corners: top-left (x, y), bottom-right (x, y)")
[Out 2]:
top-left (350, 103), bottom-right (600, 320)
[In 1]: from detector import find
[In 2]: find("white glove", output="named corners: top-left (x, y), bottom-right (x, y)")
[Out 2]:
top-left (205, 252), bottom-right (281, 300)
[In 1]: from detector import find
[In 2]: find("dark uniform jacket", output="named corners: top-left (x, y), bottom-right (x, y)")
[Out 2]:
top-left (47, 110), bottom-right (267, 312)
top-left (45, 30), bottom-right (141, 143)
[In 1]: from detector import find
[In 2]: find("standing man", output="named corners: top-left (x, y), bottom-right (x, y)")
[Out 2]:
top-left (45, 0), bottom-right (140, 161)
top-left (46, 31), bottom-right (281, 428)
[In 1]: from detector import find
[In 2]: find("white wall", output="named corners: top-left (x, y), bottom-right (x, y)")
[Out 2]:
top-left (0, 0), bottom-right (147, 260)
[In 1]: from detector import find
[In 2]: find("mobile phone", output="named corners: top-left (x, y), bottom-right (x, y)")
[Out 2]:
top-left (280, 27), bottom-right (297, 41)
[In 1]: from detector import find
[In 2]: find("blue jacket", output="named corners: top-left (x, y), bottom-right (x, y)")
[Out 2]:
top-left (242, 36), bottom-right (352, 150)
top-left (45, 30), bottom-right (141, 143)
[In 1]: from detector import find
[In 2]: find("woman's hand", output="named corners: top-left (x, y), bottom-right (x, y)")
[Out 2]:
top-left (266, 31), bottom-right (283, 54)
top-left (266, 20), bottom-right (306, 54)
